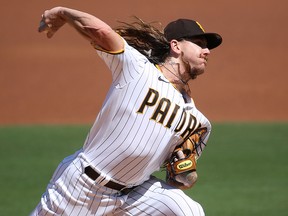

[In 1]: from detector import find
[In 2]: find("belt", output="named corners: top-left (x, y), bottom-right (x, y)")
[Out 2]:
top-left (84, 166), bottom-right (136, 194)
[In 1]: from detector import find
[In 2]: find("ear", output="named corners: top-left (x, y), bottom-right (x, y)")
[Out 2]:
top-left (170, 39), bottom-right (181, 55)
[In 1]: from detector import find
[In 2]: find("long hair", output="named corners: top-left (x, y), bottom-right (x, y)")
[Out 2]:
top-left (115, 17), bottom-right (170, 64)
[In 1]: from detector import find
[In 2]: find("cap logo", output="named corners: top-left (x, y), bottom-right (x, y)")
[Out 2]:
top-left (196, 21), bottom-right (205, 32)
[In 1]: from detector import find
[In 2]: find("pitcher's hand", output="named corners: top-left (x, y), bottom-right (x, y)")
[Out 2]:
top-left (38, 7), bottom-right (66, 38)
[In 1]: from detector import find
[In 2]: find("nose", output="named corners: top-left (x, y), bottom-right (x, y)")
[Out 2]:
top-left (201, 48), bottom-right (210, 59)
top-left (203, 48), bottom-right (210, 55)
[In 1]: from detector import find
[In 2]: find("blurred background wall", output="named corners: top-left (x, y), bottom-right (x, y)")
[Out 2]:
top-left (1, 0), bottom-right (287, 124)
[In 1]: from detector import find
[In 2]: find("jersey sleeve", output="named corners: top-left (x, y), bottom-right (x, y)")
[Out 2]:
top-left (95, 38), bottom-right (148, 88)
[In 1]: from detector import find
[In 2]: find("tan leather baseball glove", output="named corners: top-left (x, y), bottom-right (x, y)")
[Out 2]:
top-left (166, 127), bottom-right (207, 189)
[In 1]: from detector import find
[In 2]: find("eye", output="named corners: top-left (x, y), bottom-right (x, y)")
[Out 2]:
top-left (192, 40), bottom-right (207, 49)
top-left (184, 38), bottom-right (208, 49)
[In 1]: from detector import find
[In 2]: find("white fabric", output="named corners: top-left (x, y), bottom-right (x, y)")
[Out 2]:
top-left (30, 150), bottom-right (204, 216)
top-left (82, 40), bottom-right (211, 186)
top-left (31, 39), bottom-right (210, 215)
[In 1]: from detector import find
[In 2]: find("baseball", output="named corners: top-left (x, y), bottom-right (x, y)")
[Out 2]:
top-left (39, 20), bottom-right (47, 28)
top-left (39, 20), bottom-right (51, 33)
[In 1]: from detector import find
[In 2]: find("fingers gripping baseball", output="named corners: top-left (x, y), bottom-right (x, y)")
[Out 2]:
top-left (38, 7), bottom-right (66, 38)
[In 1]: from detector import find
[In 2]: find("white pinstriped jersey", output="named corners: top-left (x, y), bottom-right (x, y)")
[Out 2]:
top-left (83, 39), bottom-right (211, 187)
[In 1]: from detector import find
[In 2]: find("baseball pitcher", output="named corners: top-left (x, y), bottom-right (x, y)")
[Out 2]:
top-left (31, 6), bottom-right (222, 216)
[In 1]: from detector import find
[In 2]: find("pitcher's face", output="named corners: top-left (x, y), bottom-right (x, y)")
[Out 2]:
top-left (179, 38), bottom-right (210, 79)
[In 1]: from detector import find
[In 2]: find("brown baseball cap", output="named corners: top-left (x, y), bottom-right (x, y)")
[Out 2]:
top-left (164, 19), bottom-right (222, 49)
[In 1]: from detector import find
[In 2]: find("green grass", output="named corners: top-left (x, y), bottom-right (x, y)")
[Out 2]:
top-left (0, 125), bottom-right (90, 215)
top-left (0, 123), bottom-right (287, 216)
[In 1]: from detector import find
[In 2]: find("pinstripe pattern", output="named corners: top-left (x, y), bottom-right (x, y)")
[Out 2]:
top-left (83, 40), bottom-right (210, 186)
top-left (31, 153), bottom-right (204, 216)
top-left (113, 176), bottom-right (204, 216)
top-left (31, 39), bottom-right (209, 215)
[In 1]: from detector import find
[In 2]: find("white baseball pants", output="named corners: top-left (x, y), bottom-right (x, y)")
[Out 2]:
top-left (30, 150), bottom-right (205, 216)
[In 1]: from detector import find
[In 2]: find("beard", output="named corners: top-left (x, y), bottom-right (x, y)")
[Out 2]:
top-left (189, 67), bottom-right (199, 80)
top-left (180, 52), bottom-right (205, 80)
